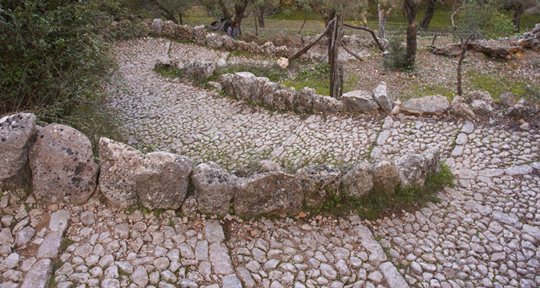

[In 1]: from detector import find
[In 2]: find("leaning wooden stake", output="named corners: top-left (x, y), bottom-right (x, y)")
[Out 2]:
top-left (329, 12), bottom-right (344, 98)
top-left (288, 18), bottom-right (336, 62)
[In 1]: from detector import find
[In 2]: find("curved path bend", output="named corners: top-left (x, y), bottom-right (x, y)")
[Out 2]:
top-left (1, 38), bottom-right (538, 288)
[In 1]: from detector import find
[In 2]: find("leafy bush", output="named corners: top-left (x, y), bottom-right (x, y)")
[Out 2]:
top-left (457, 2), bottom-right (515, 40)
top-left (383, 38), bottom-right (410, 71)
top-left (0, 0), bottom-right (145, 146)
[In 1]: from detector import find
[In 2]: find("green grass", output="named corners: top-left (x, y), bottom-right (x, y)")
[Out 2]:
top-left (404, 83), bottom-right (455, 101)
top-left (310, 164), bottom-right (454, 220)
top-left (154, 65), bottom-right (184, 78)
top-left (466, 71), bottom-right (538, 102)
top-left (282, 63), bottom-right (357, 95)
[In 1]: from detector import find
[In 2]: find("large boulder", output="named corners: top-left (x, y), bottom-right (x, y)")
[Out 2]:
top-left (372, 160), bottom-right (400, 194)
top-left (193, 25), bottom-right (206, 45)
top-left (262, 42), bottom-right (277, 56)
top-left (29, 124), bottom-right (98, 204)
top-left (206, 33), bottom-right (224, 49)
top-left (273, 88), bottom-right (296, 111)
top-left (222, 36), bottom-right (236, 50)
top-left (341, 161), bottom-right (373, 198)
top-left (176, 25), bottom-right (193, 40)
top-left (98, 138), bottom-right (143, 208)
top-left (233, 171), bottom-right (303, 216)
top-left (185, 61), bottom-right (216, 82)
top-left (191, 162), bottom-right (238, 215)
top-left (394, 148), bottom-right (440, 189)
top-left (401, 95), bottom-right (449, 115)
top-left (506, 98), bottom-right (539, 118)
top-left (136, 152), bottom-right (193, 210)
top-left (0, 113), bottom-right (36, 192)
top-left (162, 20), bottom-right (177, 37)
top-left (470, 99), bottom-right (493, 117)
top-left (296, 165), bottom-right (341, 208)
top-left (394, 153), bottom-right (426, 188)
top-left (150, 19), bottom-right (163, 34)
top-left (312, 95), bottom-right (344, 114)
top-left (341, 90), bottom-right (379, 114)
top-left (449, 96), bottom-right (475, 120)
top-left (499, 92), bottom-right (517, 107)
top-left (294, 87), bottom-right (315, 113)
top-left (231, 72), bottom-right (257, 101)
top-left (465, 90), bottom-right (493, 105)
top-left (372, 82), bottom-right (394, 113)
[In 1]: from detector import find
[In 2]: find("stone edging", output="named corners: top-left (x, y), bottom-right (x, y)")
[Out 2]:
top-left (149, 19), bottom-right (292, 58)
top-left (2, 112), bottom-right (443, 217)
top-left (166, 58), bottom-right (539, 119)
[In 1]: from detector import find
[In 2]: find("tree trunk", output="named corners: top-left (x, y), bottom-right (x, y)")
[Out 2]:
top-left (403, 0), bottom-right (419, 68)
top-left (457, 38), bottom-right (468, 96)
top-left (420, 0), bottom-right (436, 31)
top-left (218, 0), bottom-right (232, 20)
top-left (258, 7), bottom-right (266, 28)
top-left (233, 0), bottom-right (250, 34)
top-left (253, 8), bottom-right (258, 36)
top-left (378, 3), bottom-right (386, 39)
top-left (328, 11), bottom-right (343, 99)
top-left (512, 5), bottom-right (523, 31)
top-left (178, 12), bottom-right (184, 25)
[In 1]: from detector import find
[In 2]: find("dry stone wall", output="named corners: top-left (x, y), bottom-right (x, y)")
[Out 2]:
top-left (149, 19), bottom-right (291, 58)
top-left (1, 112), bottom-right (443, 217)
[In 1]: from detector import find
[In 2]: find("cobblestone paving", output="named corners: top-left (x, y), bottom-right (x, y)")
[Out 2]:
top-left (107, 38), bottom-right (381, 171)
top-left (1, 38), bottom-right (539, 288)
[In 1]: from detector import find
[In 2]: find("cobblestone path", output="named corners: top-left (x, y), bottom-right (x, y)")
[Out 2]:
top-left (1, 38), bottom-right (538, 288)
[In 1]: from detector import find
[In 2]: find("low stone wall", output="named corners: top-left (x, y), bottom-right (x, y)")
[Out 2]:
top-left (219, 72), bottom-right (396, 115)
top-left (150, 19), bottom-right (291, 58)
top-left (1, 112), bottom-right (443, 217)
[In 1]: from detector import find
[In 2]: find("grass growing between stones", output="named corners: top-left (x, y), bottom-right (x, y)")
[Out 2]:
top-left (154, 65), bottom-right (184, 78)
top-left (403, 83), bottom-right (455, 101)
top-left (311, 164), bottom-right (454, 220)
top-left (466, 71), bottom-right (538, 102)
top-left (281, 63), bottom-right (358, 96)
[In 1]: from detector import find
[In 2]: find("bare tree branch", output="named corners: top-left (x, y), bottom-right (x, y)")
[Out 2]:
top-left (343, 23), bottom-right (385, 52)
top-left (340, 41), bottom-right (364, 61)
top-left (288, 18), bottom-right (336, 62)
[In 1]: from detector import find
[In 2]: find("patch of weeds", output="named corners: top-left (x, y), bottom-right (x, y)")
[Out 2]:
top-left (281, 62), bottom-right (358, 96)
top-left (310, 164), bottom-right (454, 220)
top-left (218, 64), bottom-right (287, 83)
top-left (282, 62), bottom-right (330, 95)
top-left (404, 83), bottom-right (455, 101)
top-left (466, 72), bottom-right (538, 102)
top-left (227, 50), bottom-right (256, 58)
top-left (60, 238), bottom-right (75, 253)
top-left (154, 65), bottom-right (184, 78)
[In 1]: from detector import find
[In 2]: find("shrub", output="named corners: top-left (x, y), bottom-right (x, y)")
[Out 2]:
top-left (457, 2), bottom-right (515, 40)
top-left (383, 38), bottom-right (410, 71)
top-left (0, 0), bottom-right (144, 147)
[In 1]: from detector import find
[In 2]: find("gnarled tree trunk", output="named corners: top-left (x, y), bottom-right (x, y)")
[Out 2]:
top-left (420, 0), bottom-right (436, 31)
top-left (403, 0), bottom-right (419, 68)
top-left (258, 7), bottom-right (266, 27)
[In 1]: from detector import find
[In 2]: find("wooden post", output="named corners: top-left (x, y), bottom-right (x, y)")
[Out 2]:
top-left (329, 12), bottom-right (343, 99)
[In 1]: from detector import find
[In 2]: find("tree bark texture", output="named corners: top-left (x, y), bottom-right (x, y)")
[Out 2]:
top-left (328, 11), bottom-right (344, 99)
top-left (420, 0), bottom-right (436, 31)
top-left (403, 0), bottom-right (419, 68)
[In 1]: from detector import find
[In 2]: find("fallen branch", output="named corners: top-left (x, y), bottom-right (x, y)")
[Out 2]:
top-left (288, 18), bottom-right (336, 62)
top-left (430, 42), bottom-right (524, 60)
top-left (343, 23), bottom-right (385, 52)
